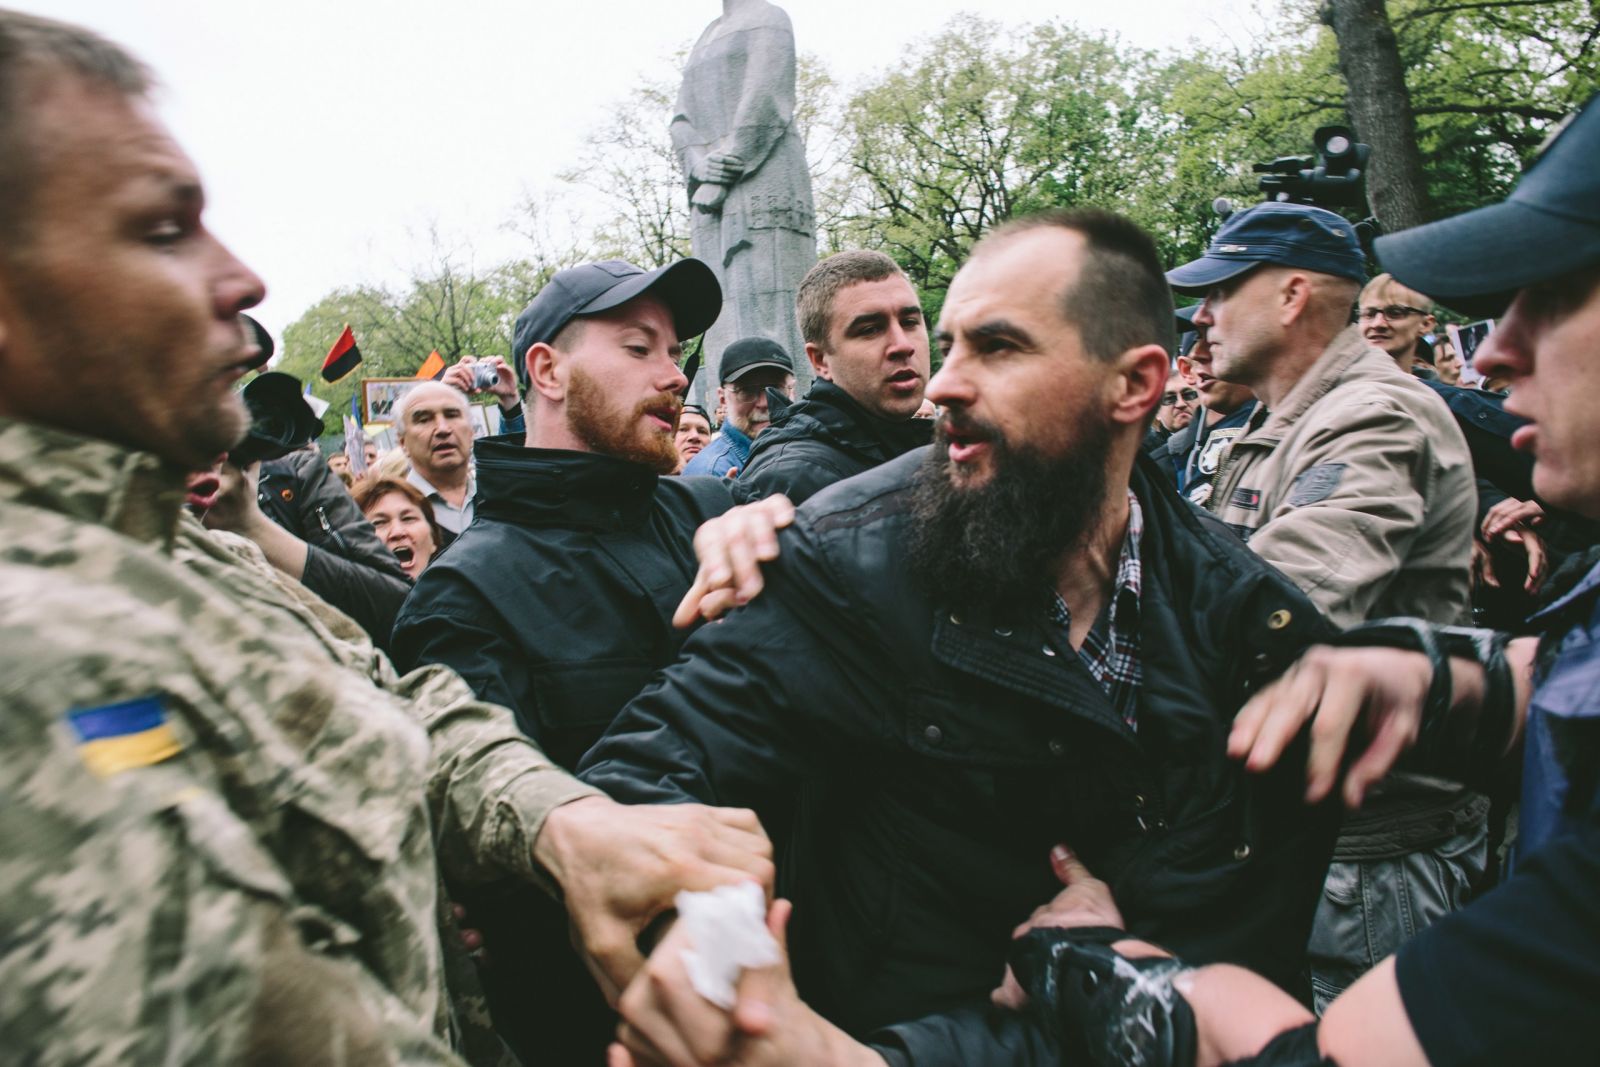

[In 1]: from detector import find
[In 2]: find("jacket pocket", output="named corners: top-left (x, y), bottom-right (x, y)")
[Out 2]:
top-left (531, 658), bottom-right (655, 731)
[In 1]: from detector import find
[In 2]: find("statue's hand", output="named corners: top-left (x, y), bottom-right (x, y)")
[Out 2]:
top-left (698, 152), bottom-right (746, 184)
top-left (692, 182), bottom-right (729, 213)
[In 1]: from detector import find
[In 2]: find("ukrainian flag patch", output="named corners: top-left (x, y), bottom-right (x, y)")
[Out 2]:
top-left (67, 696), bottom-right (183, 778)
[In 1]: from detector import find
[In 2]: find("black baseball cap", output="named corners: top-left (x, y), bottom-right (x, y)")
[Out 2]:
top-left (718, 337), bottom-right (793, 383)
top-left (1168, 202), bottom-right (1366, 293)
top-left (1377, 94), bottom-right (1600, 318)
top-left (512, 258), bottom-right (722, 386)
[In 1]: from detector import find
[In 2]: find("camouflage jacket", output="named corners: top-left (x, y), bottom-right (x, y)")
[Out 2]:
top-left (0, 420), bottom-right (600, 1064)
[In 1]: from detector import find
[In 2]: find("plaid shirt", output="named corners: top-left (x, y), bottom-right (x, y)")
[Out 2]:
top-left (1046, 491), bottom-right (1145, 729)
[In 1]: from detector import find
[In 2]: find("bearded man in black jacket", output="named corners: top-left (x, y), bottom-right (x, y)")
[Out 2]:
top-left (588, 210), bottom-right (1344, 1067)
top-left (735, 250), bottom-right (933, 504)
top-left (391, 257), bottom-right (741, 1063)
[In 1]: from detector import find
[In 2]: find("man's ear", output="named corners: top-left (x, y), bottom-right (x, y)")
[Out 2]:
top-left (528, 342), bottom-right (565, 403)
top-left (805, 342), bottom-right (832, 380)
top-left (1280, 271), bottom-right (1314, 326)
top-left (1110, 345), bottom-right (1172, 427)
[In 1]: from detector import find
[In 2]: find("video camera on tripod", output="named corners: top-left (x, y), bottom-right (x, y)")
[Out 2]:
top-left (1254, 125), bottom-right (1370, 208)
top-left (1215, 125), bottom-right (1380, 252)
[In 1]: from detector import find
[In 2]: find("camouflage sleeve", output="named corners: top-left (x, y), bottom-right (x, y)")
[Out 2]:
top-left (377, 658), bottom-right (604, 892)
top-left (201, 521), bottom-right (602, 891)
top-left (0, 567), bottom-right (463, 1065)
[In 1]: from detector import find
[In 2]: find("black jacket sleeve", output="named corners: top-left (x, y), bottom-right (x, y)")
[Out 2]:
top-left (867, 1004), bottom-right (1059, 1067)
top-left (392, 568), bottom-right (536, 737)
top-left (578, 517), bottom-right (893, 808)
top-left (260, 451), bottom-right (411, 649)
top-left (734, 442), bottom-right (854, 506)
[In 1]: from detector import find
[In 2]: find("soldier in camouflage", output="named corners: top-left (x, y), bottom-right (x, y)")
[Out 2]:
top-left (0, 11), bottom-right (773, 1064)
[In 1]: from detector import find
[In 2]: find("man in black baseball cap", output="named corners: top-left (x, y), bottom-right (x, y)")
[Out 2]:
top-left (393, 256), bottom-right (751, 1061)
top-left (510, 258), bottom-right (721, 390)
top-left (682, 335), bottom-right (796, 477)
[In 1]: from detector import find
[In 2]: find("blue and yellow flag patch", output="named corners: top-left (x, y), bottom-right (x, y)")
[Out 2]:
top-left (67, 696), bottom-right (183, 778)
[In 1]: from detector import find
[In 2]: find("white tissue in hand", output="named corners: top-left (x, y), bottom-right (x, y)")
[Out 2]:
top-left (675, 882), bottom-right (781, 1009)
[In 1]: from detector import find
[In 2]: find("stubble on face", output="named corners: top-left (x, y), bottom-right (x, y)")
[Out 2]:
top-left (566, 363), bottom-right (682, 474)
top-left (0, 78), bottom-right (261, 468)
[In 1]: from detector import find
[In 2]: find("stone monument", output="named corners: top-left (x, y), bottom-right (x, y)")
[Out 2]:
top-left (673, 0), bottom-right (817, 401)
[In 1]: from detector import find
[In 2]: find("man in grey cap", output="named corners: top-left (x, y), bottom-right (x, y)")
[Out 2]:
top-left (392, 258), bottom-right (769, 1062)
top-left (682, 336), bottom-right (796, 477)
top-left (1169, 202), bottom-right (1479, 1009)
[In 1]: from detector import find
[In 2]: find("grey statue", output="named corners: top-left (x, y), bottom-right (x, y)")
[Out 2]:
top-left (673, 0), bottom-right (817, 398)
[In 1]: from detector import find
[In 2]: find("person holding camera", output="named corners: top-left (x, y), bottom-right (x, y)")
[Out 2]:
top-left (443, 353), bottom-right (528, 438)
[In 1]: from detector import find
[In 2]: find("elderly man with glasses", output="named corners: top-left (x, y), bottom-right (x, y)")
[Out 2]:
top-left (683, 337), bottom-right (797, 478)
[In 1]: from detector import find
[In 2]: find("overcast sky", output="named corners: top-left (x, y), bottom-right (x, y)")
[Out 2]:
top-left (35, 0), bottom-right (1264, 343)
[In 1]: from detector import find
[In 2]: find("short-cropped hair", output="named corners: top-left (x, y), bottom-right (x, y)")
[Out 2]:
top-left (979, 209), bottom-right (1177, 361)
top-left (393, 381), bottom-right (471, 430)
top-left (0, 10), bottom-right (152, 244)
top-left (796, 250), bottom-right (907, 348)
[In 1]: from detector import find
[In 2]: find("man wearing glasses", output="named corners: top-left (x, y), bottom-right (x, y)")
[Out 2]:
top-left (1359, 273), bottom-right (1440, 379)
top-left (1143, 370), bottom-right (1198, 476)
top-left (683, 338), bottom-right (797, 477)
top-left (1158, 373), bottom-right (1198, 434)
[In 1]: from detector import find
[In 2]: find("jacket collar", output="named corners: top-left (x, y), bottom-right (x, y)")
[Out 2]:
top-left (1248, 325), bottom-right (1384, 441)
top-left (472, 435), bottom-right (663, 532)
top-left (0, 418), bottom-right (188, 550)
top-left (761, 379), bottom-right (933, 458)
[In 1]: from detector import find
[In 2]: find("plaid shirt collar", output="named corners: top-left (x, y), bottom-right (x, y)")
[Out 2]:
top-left (1046, 490), bottom-right (1145, 729)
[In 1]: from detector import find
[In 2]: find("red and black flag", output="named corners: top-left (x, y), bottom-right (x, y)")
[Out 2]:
top-left (415, 349), bottom-right (446, 380)
top-left (320, 325), bottom-right (362, 383)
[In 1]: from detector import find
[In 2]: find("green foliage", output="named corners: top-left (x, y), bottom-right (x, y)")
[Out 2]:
top-left (276, 237), bottom-right (557, 429)
top-left (278, 2), bottom-right (1598, 376)
top-left (830, 17), bottom-right (1188, 308)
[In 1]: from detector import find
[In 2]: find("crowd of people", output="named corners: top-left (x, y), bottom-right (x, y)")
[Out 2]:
top-left (2, 9), bottom-right (1599, 1067)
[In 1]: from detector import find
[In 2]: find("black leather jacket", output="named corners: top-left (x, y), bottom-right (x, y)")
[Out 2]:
top-left (581, 448), bottom-right (1342, 1064)
top-left (256, 448), bottom-right (410, 648)
top-left (734, 380), bottom-right (932, 505)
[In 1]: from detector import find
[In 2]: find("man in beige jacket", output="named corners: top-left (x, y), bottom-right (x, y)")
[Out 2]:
top-left (1169, 201), bottom-right (1480, 1010)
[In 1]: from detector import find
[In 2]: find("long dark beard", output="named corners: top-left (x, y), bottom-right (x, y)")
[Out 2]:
top-left (906, 415), bottom-right (1111, 618)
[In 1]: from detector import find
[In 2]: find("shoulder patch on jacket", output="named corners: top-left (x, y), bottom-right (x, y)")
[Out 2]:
top-left (1228, 486), bottom-right (1261, 510)
top-left (67, 695), bottom-right (182, 777)
top-left (1286, 463), bottom-right (1346, 507)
